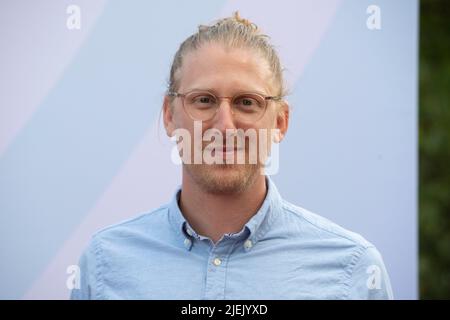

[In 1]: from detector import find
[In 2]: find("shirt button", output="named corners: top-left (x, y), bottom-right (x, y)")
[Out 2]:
top-left (184, 238), bottom-right (191, 248)
top-left (213, 258), bottom-right (222, 266)
top-left (244, 239), bottom-right (253, 249)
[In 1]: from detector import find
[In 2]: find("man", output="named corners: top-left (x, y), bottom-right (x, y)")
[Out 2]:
top-left (72, 12), bottom-right (393, 300)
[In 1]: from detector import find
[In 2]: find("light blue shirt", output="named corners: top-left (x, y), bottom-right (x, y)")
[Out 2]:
top-left (71, 177), bottom-right (393, 300)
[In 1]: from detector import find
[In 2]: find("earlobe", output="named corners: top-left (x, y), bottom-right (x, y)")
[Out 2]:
top-left (273, 131), bottom-right (282, 143)
top-left (275, 131), bottom-right (285, 143)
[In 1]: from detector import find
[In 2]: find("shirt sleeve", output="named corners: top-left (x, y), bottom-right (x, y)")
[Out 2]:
top-left (346, 245), bottom-right (394, 300)
top-left (70, 238), bottom-right (98, 300)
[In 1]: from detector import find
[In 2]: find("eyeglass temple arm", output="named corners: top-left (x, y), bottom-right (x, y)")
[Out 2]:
top-left (167, 92), bottom-right (184, 97)
top-left (266, 96), bottom-right (283, 101)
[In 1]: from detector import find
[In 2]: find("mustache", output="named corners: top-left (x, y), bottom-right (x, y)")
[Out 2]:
top-left (202, 138), bottom-right (248, 151)
top-left (202, 143), bottom-right (246, 152)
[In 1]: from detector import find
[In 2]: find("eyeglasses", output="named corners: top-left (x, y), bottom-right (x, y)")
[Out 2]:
top-left (167, 90), bottom-right (282, 122)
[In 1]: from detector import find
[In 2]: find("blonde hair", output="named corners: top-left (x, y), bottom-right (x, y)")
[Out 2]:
top-left (167, 12), bottom-right (287, 97)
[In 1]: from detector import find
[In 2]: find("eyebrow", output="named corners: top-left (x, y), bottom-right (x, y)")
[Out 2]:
top-left (183, 87), bottom-right (270, 96)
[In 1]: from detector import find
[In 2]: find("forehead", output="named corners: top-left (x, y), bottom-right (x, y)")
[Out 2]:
top-left (177, 43), bottom-right (274, 94)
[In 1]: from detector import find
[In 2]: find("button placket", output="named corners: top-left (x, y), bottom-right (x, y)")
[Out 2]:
top-left (203, 239), bottom-right (233, 300)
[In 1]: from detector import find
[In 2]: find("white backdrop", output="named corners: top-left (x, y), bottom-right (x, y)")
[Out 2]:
top-left (0, 0), bottom-right (418, 299)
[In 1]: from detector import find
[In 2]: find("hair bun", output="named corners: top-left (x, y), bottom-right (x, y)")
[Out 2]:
top-left (233, 11), bottom-right (258, 31)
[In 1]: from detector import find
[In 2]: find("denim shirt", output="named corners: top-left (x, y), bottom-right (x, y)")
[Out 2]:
top-left (71, 177), bottom-right (393, 299)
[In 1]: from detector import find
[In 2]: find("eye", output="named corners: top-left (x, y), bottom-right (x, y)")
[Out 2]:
top-left (241, 98), bottom-right (254, 106)
top-left (191, 94), bottom-right (216, 105)
top-left (234, 95), bottom-right (263, 112)
top-left (198, 96), bottom-right (212, 103)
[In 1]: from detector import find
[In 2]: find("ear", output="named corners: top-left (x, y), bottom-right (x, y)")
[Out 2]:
top-left (275, 101), bottom-right (289, 142)
top-left (163, 95), bottom-right (176, 137)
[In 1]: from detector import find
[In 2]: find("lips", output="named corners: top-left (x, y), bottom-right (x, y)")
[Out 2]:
top-left (203, 145), bottom-right (243, 152)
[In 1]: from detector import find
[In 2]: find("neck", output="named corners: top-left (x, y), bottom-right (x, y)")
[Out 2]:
top-left (179, 170), bottom-right (267, 244)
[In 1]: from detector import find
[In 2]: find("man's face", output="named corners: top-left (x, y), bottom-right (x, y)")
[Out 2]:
top-left (164, 43), bottom-right (289, 194)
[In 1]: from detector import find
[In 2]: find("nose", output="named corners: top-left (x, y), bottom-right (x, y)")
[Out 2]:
top-left (212, 98), bottom-right (237, 132)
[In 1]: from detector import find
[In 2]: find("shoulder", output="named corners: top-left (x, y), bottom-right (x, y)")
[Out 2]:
top-left (71, 204), bottom-right (172, 299)
top-left (277, 199), bottom-right (393, 299)
top-left (91, 204), bottom-right (170, 243)
top-left (79, 202), bottom-right (171, 268)
top-left (279, 199), bottom-right (374, 249)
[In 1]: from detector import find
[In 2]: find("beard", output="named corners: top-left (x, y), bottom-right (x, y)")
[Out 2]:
top-left (178, 127), bottom-right (272, 195)
top-left (183, 161), bottom-right (261, 195)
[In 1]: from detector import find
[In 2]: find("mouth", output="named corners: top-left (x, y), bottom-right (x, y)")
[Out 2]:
top-left (204, 146), bottom-right (245, 158)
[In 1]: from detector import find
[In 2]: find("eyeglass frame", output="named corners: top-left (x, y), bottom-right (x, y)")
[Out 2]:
top-left (167, 90), bottom-right (283, 122)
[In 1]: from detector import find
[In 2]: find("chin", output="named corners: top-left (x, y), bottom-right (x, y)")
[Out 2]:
top-left (186, 163), bottom-right (260, 195)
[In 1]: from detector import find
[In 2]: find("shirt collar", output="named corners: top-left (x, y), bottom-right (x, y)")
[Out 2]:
top-left (168, 176), bottom-right (282, 251)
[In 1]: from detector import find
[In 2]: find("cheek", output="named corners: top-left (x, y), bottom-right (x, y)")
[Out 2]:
top-left (252, 115), bottom-right (278, 137)
top-left (256, 116), bottom-right (280, 149)
top-left (171, 107), bottom-right (192, 129)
